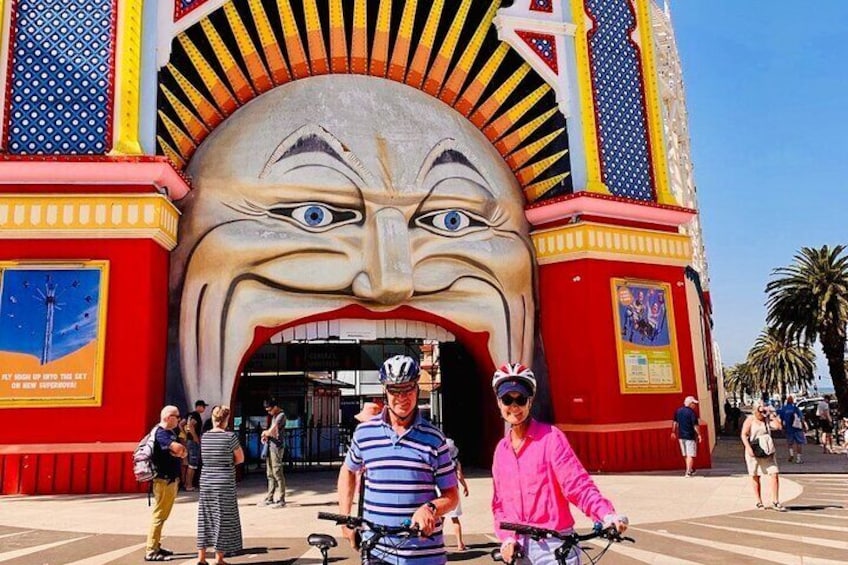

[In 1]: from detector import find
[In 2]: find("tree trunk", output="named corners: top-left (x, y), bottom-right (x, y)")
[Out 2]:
top-left (823, 331), bottom-right (848, 418)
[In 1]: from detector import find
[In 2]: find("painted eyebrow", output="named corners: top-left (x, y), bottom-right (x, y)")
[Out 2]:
top-left (416, 142), bottom-right (496, 201)
top-left (260, 126), bottom-right (372, 184)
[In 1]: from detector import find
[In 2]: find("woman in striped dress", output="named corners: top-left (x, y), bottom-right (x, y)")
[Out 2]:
top-left (197, 405), bottom-right (244, 565)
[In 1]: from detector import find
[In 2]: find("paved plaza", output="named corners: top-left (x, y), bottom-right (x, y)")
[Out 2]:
top-left (0, 437), bottom-right (845, 564)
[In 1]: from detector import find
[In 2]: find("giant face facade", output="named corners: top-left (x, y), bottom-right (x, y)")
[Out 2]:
top-left (170, 76), bottom-right (535, 404)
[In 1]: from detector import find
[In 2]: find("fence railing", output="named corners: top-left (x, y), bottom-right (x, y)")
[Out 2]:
top-left (239, 423), bottom-right (354, 472)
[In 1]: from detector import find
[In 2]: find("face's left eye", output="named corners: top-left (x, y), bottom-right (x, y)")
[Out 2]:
top-left (415, 209), bottom-right (487, 236)
top-left (268, 203), bottom-right (361, 231)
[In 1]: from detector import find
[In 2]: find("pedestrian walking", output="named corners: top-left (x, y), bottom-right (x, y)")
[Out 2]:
top-left (779, 395), bottom-right (806, 463)
top-left (817, 395), bottom-right (834, 453)
top-left (741, 400), bottom-right (786, 511)
top-left (145, 405), bottom-right (187, 561)
top-left (260, 398), bottom-right (287, 507)
top-left (671, 396), bottom-right (701, 476)
top-left (197, 405), bottom-right (244, 565)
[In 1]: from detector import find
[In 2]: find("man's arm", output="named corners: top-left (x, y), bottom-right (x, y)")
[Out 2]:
top-left (671, 419), bottom-right (679, 439)
top-left (410, 486), bottom-right (459, 537)
top-left (337, 465), bottom-right (358, 547)
top-left (169, 440), bottom-right (186, 458)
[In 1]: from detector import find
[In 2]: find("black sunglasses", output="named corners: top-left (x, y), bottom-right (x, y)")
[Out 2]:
top-left (500, 395), bottom-right (529, 407)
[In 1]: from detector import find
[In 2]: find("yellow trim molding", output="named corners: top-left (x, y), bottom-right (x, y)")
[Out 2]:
top-left (532, 222), bottom-right (692, 266)
top-left (0, 194), bottom-right (179, 250)
top-left (110, 0), bottom-right (144, 155)
top-left (570, 0), bottom-right (606, 195)
top-left (634, 0), bottom-right (673, 205)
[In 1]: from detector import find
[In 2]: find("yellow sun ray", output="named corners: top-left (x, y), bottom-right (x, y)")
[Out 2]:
top-left (506, 129), bottom-right (565, 171)
top-left (166, 63), bottom-right (223, 130)
top-left (453, 42), bottom-right (509, 116)
top-left (370, 0), bottom-right (392, 77)
top-left (406, 0), bottom-right (444, 88)
top-left (495, 108), bottom-right (557, 155)
top-left (440, 0), bottom-right (498, 105)
top-left (469, 63), bottom-right (531, 128)
top-left (388, 0), bottom-right (418, 82)
top-left (351, 0), bottom-right (368, 74)
top-left (224, 3), bottom-right (273, 94)
top-left (248, 0), bottom-right (292, 85)
top-left (523, 172), bottom-right (570, 200)
top-left (328, 0), bottom-right (348, 73)
top-left (200, 18), bottom-right (254, 104)
top-left (423, 0), bottom-right (473, 96)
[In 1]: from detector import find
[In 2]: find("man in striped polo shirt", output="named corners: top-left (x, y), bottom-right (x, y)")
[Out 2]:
top-left (338, 355), bottom-right (459, 564)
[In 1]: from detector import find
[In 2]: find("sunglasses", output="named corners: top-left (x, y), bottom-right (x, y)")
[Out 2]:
top-left (500, 395), bottom-right (529, 407)
top-left (386, 385), bottom-right (417, 396)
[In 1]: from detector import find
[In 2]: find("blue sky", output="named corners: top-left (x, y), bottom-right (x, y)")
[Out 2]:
top-left (0, 269), bottom-right (101, 363)
top-left (669, 1), bottom-right (847, 391)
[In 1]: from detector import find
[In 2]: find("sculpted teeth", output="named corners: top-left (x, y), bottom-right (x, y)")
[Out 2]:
top-left (268, 319), bottom-right (457, 343)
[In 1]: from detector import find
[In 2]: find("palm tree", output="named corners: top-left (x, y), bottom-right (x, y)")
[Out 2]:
top-left (723, 362), bottom-right (756, 402)
top-left (766, 245), bottom-right (848, 415)
top-left (746, 327), bottom-right (815, 399)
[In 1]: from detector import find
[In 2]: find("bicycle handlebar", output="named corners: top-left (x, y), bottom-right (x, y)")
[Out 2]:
top-left (318, 512), bottom-right (422, 537)
top-left (499, 521), bottom-right (635, 544)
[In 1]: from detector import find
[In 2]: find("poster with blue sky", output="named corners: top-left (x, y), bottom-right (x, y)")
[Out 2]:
top-left (0, 263), bottom-right (108, 406)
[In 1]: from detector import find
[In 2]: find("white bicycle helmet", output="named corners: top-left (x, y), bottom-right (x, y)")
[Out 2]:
top-left (491, 362), bottom-right (536, 396)
top-left (379, 354), bottom-right (421, 385)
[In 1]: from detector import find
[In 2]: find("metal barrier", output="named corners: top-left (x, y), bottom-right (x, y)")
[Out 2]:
top-left (239, 423), bottom-right (354, 473)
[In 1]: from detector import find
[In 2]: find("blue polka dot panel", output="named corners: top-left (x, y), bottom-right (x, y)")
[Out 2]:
top-left (5, 0), bottom-right (116, 154)
top-left (585, 0), bottom-right (655, 201)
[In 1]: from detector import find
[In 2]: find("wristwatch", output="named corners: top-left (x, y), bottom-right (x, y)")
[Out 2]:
top-left (424, 501), bottom-right (437, 513)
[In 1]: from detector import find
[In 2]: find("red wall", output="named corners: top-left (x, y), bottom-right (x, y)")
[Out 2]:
top-left (0, 238), bottom-right (170, 442)
top-left (538, 258), bottom-right (710, 471)
top-left (539, 258), bottom-right (698, 425)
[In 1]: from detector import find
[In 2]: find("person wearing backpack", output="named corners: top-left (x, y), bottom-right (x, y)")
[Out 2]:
top-left (145, 405), bottom-right (187, 561)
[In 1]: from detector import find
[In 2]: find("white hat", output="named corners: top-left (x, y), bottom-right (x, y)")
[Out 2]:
top-left (684, 395), bottom-right (699, 406)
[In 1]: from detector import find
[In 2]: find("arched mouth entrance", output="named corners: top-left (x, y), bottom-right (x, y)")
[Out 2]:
top-left (232, 316), bottom-right (501, 468)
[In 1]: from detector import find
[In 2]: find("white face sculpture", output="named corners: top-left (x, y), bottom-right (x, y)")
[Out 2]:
top-left (171, 76), bottom-right (535, 404)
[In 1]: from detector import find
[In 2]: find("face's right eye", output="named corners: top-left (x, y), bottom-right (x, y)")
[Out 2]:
top-left (268, 202), bottom-right (361, 232)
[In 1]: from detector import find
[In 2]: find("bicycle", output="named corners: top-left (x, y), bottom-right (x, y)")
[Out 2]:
top-left (317, 511), bottom-right (424, 563)
top-left (495, 521), bottom-right (635, 564)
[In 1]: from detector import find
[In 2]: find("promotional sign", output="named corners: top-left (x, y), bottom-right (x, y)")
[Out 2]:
top-left (611, 278), bottom-right (681, 394)
top-left (0, 262), bottom-right (109, 407)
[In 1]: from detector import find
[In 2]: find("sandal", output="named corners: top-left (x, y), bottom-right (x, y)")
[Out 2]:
top-left (144, 551), bottom-right (167, 561)
top-left (755, 502), bottom-right (764, 510)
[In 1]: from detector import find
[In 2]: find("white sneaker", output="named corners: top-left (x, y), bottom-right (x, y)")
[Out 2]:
top-left (795, 454), bottom-right (802, 464)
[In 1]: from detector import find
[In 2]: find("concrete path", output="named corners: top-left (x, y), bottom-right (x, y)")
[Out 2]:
top-left (0, 436), bottom-right (844, 564)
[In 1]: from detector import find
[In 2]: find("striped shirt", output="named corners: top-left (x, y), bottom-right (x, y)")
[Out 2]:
top-left (345, 409), bottom-right (457, 565)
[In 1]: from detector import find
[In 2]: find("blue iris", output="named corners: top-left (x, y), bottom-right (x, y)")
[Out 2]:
top-left (444, 211), bottom-right (462, 231)
top-left (304, 206), bottom-right (325, 226)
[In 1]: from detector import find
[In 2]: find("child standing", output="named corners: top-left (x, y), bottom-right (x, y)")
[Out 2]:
top-left (445, 438), bottom-right (470, 550)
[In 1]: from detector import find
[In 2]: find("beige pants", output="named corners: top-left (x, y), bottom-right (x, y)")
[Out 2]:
top-left (266, 443), bottom-right (286, 503)
top-left (146, 478), bottom-right (179, 552)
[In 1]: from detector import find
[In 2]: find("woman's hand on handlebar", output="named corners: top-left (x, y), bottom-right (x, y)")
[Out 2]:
top-left (500, 539), bottom-right (519, 563)
top-left (602, 513), bottom-right (629, 534)
top-left (411, 504), bottom-right (437, 536)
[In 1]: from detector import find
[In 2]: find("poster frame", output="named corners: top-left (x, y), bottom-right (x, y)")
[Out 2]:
top-left (610, 277), bottom-right (682, 394)
top-left (0, 260), bottom-right (109, 408)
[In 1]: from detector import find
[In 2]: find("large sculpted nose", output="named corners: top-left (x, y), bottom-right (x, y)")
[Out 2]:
top-left (352, 207), bottom-right (414, 305)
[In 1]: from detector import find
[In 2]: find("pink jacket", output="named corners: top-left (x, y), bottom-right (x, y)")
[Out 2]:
top-left (491, 419), bottom-right (616, 541)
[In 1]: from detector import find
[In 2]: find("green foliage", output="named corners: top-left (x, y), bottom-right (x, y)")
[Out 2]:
top-left (745, 327), bottom-right (815, 398)
top-left (766, 245), bottom-right (848, 414)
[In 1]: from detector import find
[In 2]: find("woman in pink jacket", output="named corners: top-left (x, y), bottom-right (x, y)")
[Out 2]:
top-left (491, 364), bottom-right (628, 564)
